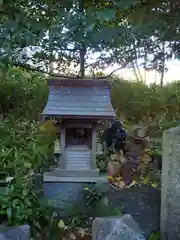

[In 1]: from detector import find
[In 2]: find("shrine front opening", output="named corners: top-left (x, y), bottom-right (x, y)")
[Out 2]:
top-left (65, 127), bottom-right (92, 147)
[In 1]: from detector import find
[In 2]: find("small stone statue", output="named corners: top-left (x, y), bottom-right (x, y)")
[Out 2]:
top-left (124, 126), bottom-right (149, 159)
top-left (120, 126), bottom-right (151, 185)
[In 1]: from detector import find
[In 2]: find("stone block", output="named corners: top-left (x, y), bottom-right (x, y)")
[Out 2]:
top-left (0, 225), bottom-right (30, 240)
top-left (92, 214), bottom-right (146, 240)
top-left (107, 185), bottom-right (160, 236)
top-left (44, 168), bottom-right (100, 178)
top-left (161, 126), bottom-right (180, 239)
top-left (44, 181), bottom-right (87, 210)
top-left (43, 175), bottom-right (108, 212)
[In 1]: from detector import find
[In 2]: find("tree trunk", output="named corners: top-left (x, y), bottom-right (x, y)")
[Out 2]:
top-left (160, 42), bottom-right (165, 87)
top-left (132, 61), bottom-right (140, 81)
top-left (154, 70), bottom-right (157, 84)
top-left (135, 60), bottom-right (143, 82)
top-left (79, 0), bottom-right (85, 78)
top-left (132, 43), bottom-right (143, 82)
top-left (143, 52), bottom-right (147, 84)
top-left (80, 47), bottom-right (85, 78)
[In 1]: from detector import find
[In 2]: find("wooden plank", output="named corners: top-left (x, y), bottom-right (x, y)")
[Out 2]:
top-left (47, 79), bottom-right (111, 88)
top-left (92, 124), bottom-right (97, 169)
top-left (65, 123), bottom-right (92, 128)
top-left (59, 125), bottom-right (65, 168)
top-left (43, 109), bottom-right (115, 114)
top-left (50, 87), bottom-right (110, 95)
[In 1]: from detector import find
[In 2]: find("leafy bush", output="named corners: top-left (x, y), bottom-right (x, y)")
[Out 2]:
top-left (111, 79), bottom-right (180, 135)
top-left (0, 67), bottom-right (60, 238)
top-left (0, 117), bottom-right (57, 180)
top-left (0, 66), bottom-right (48, 120)
top-left (96, 154), bottom-right (108, 172)
top-left (65, 183), bottom-right (121, 231)
top-left (0, 178), bottom-right (60, 238)
top-left (111, 78), bottom-right (180, 155)
top-left (0, 117), bottom-right (58, 238)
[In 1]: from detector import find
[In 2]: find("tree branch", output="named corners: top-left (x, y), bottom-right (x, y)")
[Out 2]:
top-left (97, 65), bottom-right (127, 79)
top-left (96, 60), bottom-right (145, 79)
top-left (13, 59), bottom-right (144, 80)
top-left (13, 62), bottom-right (79, 79)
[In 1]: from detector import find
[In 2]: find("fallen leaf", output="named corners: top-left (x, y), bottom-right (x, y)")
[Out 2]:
top-left (58, 220), bottom-right (68, 230)
top-left (77, 228), bottom-right (86, 237)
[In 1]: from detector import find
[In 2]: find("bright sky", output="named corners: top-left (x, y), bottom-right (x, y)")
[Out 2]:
top-left (25, 46), bottom-right (180, 84)
top-left (103, 59), bottom-right (180, 85)
top-left (87, 51), bottom-right (180, 84)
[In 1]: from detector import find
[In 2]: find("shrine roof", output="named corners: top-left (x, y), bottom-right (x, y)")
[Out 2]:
top-left (42, 78), bottom-right (116, 120)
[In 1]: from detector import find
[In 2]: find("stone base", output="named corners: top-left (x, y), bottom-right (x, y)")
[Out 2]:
top-left (44, 168), bottom-right (100, 178)
top-left (43, 174), bottom-right (108, 212)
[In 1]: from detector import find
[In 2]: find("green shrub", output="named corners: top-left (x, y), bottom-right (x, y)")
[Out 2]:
top-left (96, 154), bottom-right (108, 172)
top-left (0, 177), bottom-right (63, 238)
top-left (111, 78), bottom-right (180, 133)
top-left (0, 67), bottom-right (60, 238)
top-left (65, 183), bottom-right (121, 230)
top-left (110, 78), bottom-right (180, 155)
top-left (0, 117), bottom-right (57, 180)
top-left (0, 66), bottom-right (48, 120)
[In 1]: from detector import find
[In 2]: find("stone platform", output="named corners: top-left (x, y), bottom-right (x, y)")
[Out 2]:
top-left (43, 173), bottom-right (108, 211)
top-left (44, 168), bottom-right (100, 178)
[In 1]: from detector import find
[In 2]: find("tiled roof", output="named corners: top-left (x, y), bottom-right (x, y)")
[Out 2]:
top-left (42, 79), bottom-right (116, 120)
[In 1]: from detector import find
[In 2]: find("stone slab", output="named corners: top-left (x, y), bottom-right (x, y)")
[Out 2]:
top-left (43, 175), bottom-right (108, 211)
top-left (92, 214), bottom-right (146, 240)
top-left (106, 185), bottom-right (160, 237)
top-left (44, 168), bottom-right (100, 178)
top-left (161, 126), bottom-right (180, 239)
top-left (43, 175), bottom-right (108, 182)
top-left (0, 225), bottom-right (30, 240)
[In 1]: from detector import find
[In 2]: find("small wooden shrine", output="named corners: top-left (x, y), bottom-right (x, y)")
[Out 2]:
top-left (42, 78), bottom-right (116, 179)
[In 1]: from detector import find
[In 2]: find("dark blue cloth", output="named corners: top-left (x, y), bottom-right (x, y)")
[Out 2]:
top-left (102, 121), bottom-right (127, 152)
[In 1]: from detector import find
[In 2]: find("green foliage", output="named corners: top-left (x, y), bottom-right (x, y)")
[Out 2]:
top-left (83, 183), bottom-right (122, 217)
top-left (97, 78), bottom-right (179, 177)
top-left (0, 67), bottom-right (48, 120)
top-left (149, 231), bottom-right (161, 240)
top-left (0, 66), bottom-right (59, 238)
top-left (96, 154), bottom-right (108, 173)
top-left (150, 138), bottom-right (162, 156)
top-left (65, 183), bottom-right (121, 230)
top-left (83, 183), bottom-right (107, 210)
top-left (0, 67), bottom-right (55, 180)
top-left (111, 79), bottom-right (180, 136)
top-left (1, 0), bottom-right (180, 77)
top-left (0, 178), bottom-right (64, 239)
top-left (0, 121), bottom-right (59, 238)
top-left (0, 118), bottom-right (56, 180)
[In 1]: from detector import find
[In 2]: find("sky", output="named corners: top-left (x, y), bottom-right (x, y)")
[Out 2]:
top-left (87, 51), bottom-right (180, 84)
top-left (103, 59), bottom-right (180, 85)
top-left (24, 46), bottom-right (180, 84)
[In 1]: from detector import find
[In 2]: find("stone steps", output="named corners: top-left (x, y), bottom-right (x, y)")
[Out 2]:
top-left (65, 145), bottom-right (92, 170)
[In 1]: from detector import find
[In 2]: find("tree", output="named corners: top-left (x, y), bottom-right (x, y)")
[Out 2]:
top-left (0, 0), bottom-right (179, 82)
